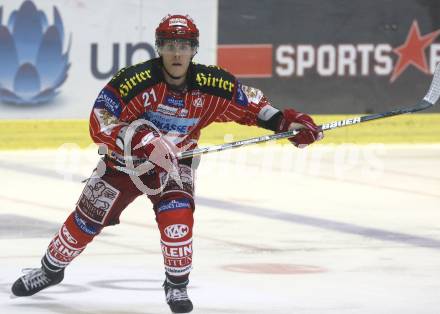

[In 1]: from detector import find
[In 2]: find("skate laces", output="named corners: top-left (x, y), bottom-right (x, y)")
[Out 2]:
top-left (168, 286), bottom-right (189, 302)
top-left (20, 268), bottom-right (51, 291)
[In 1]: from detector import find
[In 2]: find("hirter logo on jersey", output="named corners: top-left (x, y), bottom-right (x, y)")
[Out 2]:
top-left (0, 1), bottom-right (71, 105)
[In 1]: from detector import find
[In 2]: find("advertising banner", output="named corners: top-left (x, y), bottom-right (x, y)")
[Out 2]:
top-left (0, 0), bottom-right (218, 118)
top-left (218, 0), bottom-right (440, 113)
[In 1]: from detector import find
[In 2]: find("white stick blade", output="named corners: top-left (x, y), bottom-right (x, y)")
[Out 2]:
top-left (424, 62), bottom-right (440, 104)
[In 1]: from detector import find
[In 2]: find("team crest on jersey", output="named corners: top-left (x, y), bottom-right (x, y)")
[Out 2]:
top-left (192, 96), bottom-right (203, 107)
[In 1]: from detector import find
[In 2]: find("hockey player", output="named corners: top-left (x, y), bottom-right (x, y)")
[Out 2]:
top-left (11, 14), bottom-right (323, 313)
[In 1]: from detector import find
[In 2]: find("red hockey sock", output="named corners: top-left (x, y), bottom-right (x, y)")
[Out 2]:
top-left (156, 200), bottom-right (194, 280)
top-left (43, 211), bottom-right (101, 271)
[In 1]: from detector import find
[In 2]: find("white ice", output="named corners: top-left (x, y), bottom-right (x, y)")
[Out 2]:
top-left (0, 144), bottom-right (439, 314)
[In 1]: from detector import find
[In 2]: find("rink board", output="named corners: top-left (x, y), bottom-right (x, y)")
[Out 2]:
top-left (0, 114), bottom-right (439, 150)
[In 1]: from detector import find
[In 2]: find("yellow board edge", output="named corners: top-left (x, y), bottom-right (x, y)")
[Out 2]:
top-left (0, 114), bottom-right (439, 150)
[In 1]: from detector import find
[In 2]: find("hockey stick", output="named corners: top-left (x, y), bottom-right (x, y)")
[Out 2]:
top-left (177, 63), bottom-right (440, 160)
top-left (108, 64), bottom-right (440, 175)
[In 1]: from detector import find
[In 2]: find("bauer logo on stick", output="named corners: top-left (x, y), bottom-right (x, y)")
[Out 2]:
top-left (321, 117), bottom-right (361, 131)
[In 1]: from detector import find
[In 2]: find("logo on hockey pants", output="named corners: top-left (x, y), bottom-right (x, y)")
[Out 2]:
top-left (164, 224), bottom-right (189, 239)
top-left (77, 178), bottom-right (120, 224)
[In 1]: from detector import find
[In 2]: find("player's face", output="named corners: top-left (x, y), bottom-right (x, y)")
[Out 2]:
top-left (159, 39), bottom-right (195, 79)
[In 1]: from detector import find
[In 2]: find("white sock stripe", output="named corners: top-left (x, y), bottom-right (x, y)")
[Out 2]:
top-left (165, 265), bottom-right (193, 276)
top-left (160, 190), bottom-right (193, 200)
top-left (161, 238), bottom-right (193, 247)
top-left (44, 252), bottom-right (69, 268)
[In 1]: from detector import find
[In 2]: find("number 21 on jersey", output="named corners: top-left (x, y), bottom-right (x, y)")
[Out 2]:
top-left (143, 89), bottom-right (157, 108)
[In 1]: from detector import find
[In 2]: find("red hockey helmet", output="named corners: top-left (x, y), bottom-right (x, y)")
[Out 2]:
top-left (155, 14), bottom-right (199, 48)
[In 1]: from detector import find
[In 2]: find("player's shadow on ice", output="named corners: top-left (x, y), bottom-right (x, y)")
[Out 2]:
top-left (13, 303), bottom-right (150, 314)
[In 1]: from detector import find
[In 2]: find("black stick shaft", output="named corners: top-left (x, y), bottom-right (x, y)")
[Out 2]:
top-left (177, 99), bottom-right (434, 160)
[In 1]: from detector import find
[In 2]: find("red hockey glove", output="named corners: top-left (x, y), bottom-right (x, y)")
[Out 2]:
top-left (277, 109), bottom-right (323, 148)
top-left (131, 129), bottom-right (179, 174)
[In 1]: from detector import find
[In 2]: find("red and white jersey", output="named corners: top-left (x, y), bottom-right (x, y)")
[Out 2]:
top-left (89, 58), bottom-right (278, 163)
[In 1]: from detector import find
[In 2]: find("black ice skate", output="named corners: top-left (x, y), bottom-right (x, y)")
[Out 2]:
top-left (163, 279), bottom-right (193, 313)
top-left (11, 266), bottom-right (64, 297)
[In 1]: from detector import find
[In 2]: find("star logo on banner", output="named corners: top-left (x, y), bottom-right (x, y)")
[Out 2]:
top-left (391, 20), bottom-right (440, 82)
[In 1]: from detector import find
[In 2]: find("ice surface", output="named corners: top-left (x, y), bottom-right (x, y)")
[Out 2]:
top-left (0, 144), bottom-right (439, 314)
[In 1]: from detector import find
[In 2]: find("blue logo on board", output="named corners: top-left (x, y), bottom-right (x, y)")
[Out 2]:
top-left (0, 1), bottom-right (71, 105)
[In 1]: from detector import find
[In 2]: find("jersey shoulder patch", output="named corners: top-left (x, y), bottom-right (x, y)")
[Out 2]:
top-left (191, 63), bottom-right (236, 100)
top-left (108, 58), bottom-right (163, 103)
